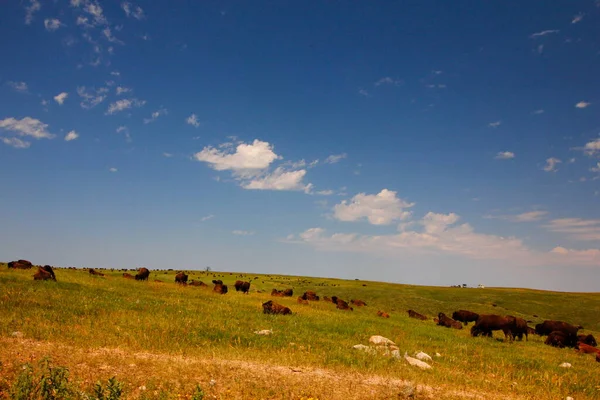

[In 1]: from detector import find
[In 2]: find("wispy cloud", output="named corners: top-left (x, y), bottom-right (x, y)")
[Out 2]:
top-left (572, 13), bottom-right (584, 24)
top-left (232, 230), bottom-right (255, 236)
top-left (109, 167), bottom-right (118, 173)
top-left (532, 109), bottom-right (545, 115)
top-left (163, 152), bottom-right (173, 158)
top-left (495, 151), bottom-right (515, 160)
top-left (488, 121), bottom-right (502, 128)
top-left (121, 2), bottom-right (145, 19)
top-left (116, 126), bottom-right (132, 142)
top-left (201, 214), bottom-right (215, 222)
top-left (580, 138), bottom-right (600, 156)
top-left (324, 153), bottom-right (347, 164)
top-left (24, 0), bottom-right (41, 25)
top-left (105, 98), bottom-right (146, 115)
top-left (102, 27), bottom-right (124, 45)
top-left (358, 89), bottom-right (370, 97)
top-left (44, 18), bottom-right (63, 31)
top-left (485, 211), bottom-right (548, 222)
top-left (64, 130), bottom-right (79, 141)
top-left (54, 92), bottom-right (68, 105)
top-left (143, 108), bottom-right (168, 124)
top-left (575, 101), bottom-right (591, 109)
top-left (543, 157), bottom-right (562, 172)
top-left (530, 29), bottom-right (559, 38)
top-left (116, 86), bottom-right (132, 95)
top-left (374, 77), bottom-right (402, 86)
top-left (544, 218), bottom-right (600, 241)
top-left (186, 113), bottom-right (201, 127)
top-left (1, 137), bottom-right (31, 149)
top-left (7, 81), bottom-right (28, 93)
top-left (77, 86), bottom-right (109, 109)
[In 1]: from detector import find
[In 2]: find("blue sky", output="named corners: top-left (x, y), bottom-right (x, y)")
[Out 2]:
top-left (1, 1), bottom-right (600, 291)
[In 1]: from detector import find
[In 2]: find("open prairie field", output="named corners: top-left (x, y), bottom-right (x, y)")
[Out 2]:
top-left (1, 265), bottom-right (599, 400)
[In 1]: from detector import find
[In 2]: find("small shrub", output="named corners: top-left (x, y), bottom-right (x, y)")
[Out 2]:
top-left (9, 363), bottom-right (35, 400)
top-left (38, 357), bottom-right (72, 400)
top-left (90, 377), bottom-right (123, 400)
top-left (191, 384), bottom-right (205, 400)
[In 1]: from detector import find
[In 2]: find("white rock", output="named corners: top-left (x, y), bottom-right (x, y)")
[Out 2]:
top-left (565, 397), bottom-right (574, 400)
top-left (369, 335), bottom-right (396, 346)
top-left (404, 352), bottom-right (432, 370)
top-left (559, 362), bottom-right (572, 368)
top-left (254, 329), bottom-right (273, 335)
top-left (353, 344), bottom-right (376, 354)
top-left (435, 352), bottom-right (442, 357)
top-left (415, 351), bottom-right (432, 362)
top-left (11, 331), bottom-right (23, 338)
top-left (391, 349), bottom-right (402, 359)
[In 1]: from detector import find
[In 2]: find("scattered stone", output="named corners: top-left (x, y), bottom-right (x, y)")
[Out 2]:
top-left (369, 335), bottom-right (396, 346)
top-left (565, 397), bottom-right (574, 400)
top-left (415, 351), bottom-right (432, 362)
top-left (559, 362), bottom-right (572, 368)
top-left (11, 331), bottom-right (23, 338)
top-left (254, 329), bottom-right (273, 335)
top-left (435, 352), bottom-right (442, 357)
top-left (404, 352), bottom-right (432, 370)
top-left (353, 344), bottom-right (376, 355)
top-left (390, 349), bottom-right (401, 359)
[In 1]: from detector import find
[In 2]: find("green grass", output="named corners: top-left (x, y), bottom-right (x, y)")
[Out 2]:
top-left (1, 265), bottom-right (600, 399)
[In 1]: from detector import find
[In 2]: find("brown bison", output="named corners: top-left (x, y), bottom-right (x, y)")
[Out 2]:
top-left (213, 280), bottom-right (228, 294)
top-left (175, 272), bottom-right (188, 284)
top-left (89, 268), bottom-right (104, 277)
top-left (8, 259), bottom-right (34, 269)
top-left (302, 291), bottom-right (319, 301)
top-left (452, 310), bottom-right (479, 326)
top-left (350, 299), bottom-right (367, 307)
top-left (596, 353), bottom-right (600, 363)
top-left (471, 315), bottom-right (517, 340)
top-left (535, 320), bottom-right (582, 337)
top-left (271, 288), bottom-right (293, 297)
top-left (545, 331), bottom-right (577, 348)
top-left (234, 280), bottom-right (251, 294)
top-left (322, 296), bottom-right (331, 302)
top-left (577, 342), bottom-right (600, 355)
top-left (578, 334), bottom-right (597, 347)
top-left (189, 280), bottom-right (207, 287)
top-left (135, 267), bottom-right (150, 281)
top-left (123, 273), bottom-right (134, 279)
top-left (297, 296), bottom-right (309, 304)
top-left (262, 300), bottom-right (292, 315)
top-left (506, 315), bottom-right (529, 341)
top-left (526, 326), bottom-right (536, 336)
top-left (377, 311), bottom-right (390, 318)
top-left (331, 296), bottom-right (353, 311)
top-left (437, 313), bottom-right (462, 329)
top-left (407, 310), bottom-right (428, 320)
top-left (33, 265), bottom-right (56, 281)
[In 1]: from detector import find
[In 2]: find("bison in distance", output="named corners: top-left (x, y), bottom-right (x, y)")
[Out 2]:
top-left (452, 310), bottom-right (479, 326)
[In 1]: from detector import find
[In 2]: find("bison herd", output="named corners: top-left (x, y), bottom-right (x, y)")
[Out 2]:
top-left (7, 260), bottom-right (599, 362)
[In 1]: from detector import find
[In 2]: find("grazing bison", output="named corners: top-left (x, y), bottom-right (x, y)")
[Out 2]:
top-left (535, 320), bottom-right (582, 337)
top-left (526, 326), bottom-right (536, 336)
top-left (8, 259), bottom-right (33, 269)
top-left (302, 291), bottom-right (319, 301)
top-left (271, 288), bottom-right (293, 297)
top-left (234, 280), bottom-right (251, 294)
top-left (213, 281), bottom-right (228, 294)
top-left (212, 279), bottom-right (223, 285)
top-left (123, 273), bottom-right (134, 279)
top-left (135, 267), bottom-right (150, 281)
top-left (377, 311), bottom-right (390, 318)
top-left (33, 266), bottom-right (56, 281)
top-left (175, 272), bottom-right (188, 284)
top-left (578, 334), bottom-right (597, 347)
top-left (452, 310), bottom-right (479, 326)
top-left (297, 296), bottom-right (309, 304)
top-left (597, 354), bottom-right (600, 363)
top-left (89, 268), bottom-right (104, 277)
top-left (505, 316), bottom-right (529, 341)
top-left (577, 342), bottom-right (600, 355)
top-left (333, 297), bottom-right (353, 311)
top-left (188, 280), bottom-right (207, 287)
top-left (545, 331), bottom-right (577, 348)
top-left (407, 310), bottom-right (428, 321)
top-left (322, 296), bottom-right (331, 302)
top-left (437, 313), bottom-right (463, 329)
top-left (350, 299), bottom-right (367, 307)
top-left (262, 300), bottom-right (292, 315)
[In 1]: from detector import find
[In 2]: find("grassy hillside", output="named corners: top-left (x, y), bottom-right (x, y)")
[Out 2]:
top-left (1, 265), bottom-right (599, 399)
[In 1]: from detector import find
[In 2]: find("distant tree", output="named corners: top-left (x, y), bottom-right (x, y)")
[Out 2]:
top-left (205, 266), bottom-right (211, 272)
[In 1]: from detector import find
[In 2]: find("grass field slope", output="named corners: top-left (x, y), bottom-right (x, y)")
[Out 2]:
top-left (1, 264), bottom-right (599, 399)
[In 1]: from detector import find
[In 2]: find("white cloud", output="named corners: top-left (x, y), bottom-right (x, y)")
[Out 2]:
top-left (582, 138), bottom-right (600, 156)
top-left (485, 211), bottom-right (548, 223)
top-left (77, 86), bottom-right (109, 109)
top-left (545, 218), bottom-right (600, 241)
top-left (572, 13), bottom-right (584, 24)
top-left (495, 151), bottom-right (515, 160)
top-left (143, 108), bottom-right (168, 124)
top-left (575, 101), bottom-right (591, 109)
top-left (44, 18), bottom-right (63, 31)
top-left (110, 71), bottom-right (120, 76)
top-left (532, 109), bottom-right (545, 115)
top-left (358, 89), bottom-right (370, 97)
top-left (121, 2), bottom-right (145, 19)
top-left (242, 167), bottom-right (312, 192)
top-left (7, 81), bottom-right (28, 93)
top-left (109, 167), bottom-right (118, 172)
top-left (374, 77), bottom-right (402, 86)
top-left (591, 162), bottom-right (600, 173)
top-left (186, 113), bottom-right (201, 127)
top-left (232, 230), bottom-right (255, 236)
top-left (163, 152), bottom-right (173, 158)
top-left (116, 126), bottom-right (131, 142)
top-left (530, 29), bottom-right (559, 38)
top-left (106, 98), bottom-right (146, 115)
top-left (324, 153), bottom-right (347, 164)
top-left (24, 0), bottom-right (41, 25)
top-left (333, 189), bottom-right (414, 225)
top-left (543, 157), bottom-right (561, 172)
top-left (201, 214), bottom-right (215, 222)
top-left (316, 189), bottom-right (334, 196)
top-left (550, 247), bottom-right (599, 265)
top-left (102, 27), bottom-right (123, 44)
top-left (83, 1), bottom-right (106, 25)
top-left (1, 137), bottom-right (31, 149)
top-left (54, 92), bottom-right (68, 105)
top-left (116, 86), bottom-right (131, 95)
top-left (64, 130), bottom-right (79, 141)
top-left (194, 139), bottom-right (280, 172)
top-left (488, 121), bottom-right (501, 128)
top-left (0, 117), bottom-right (55, 139)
